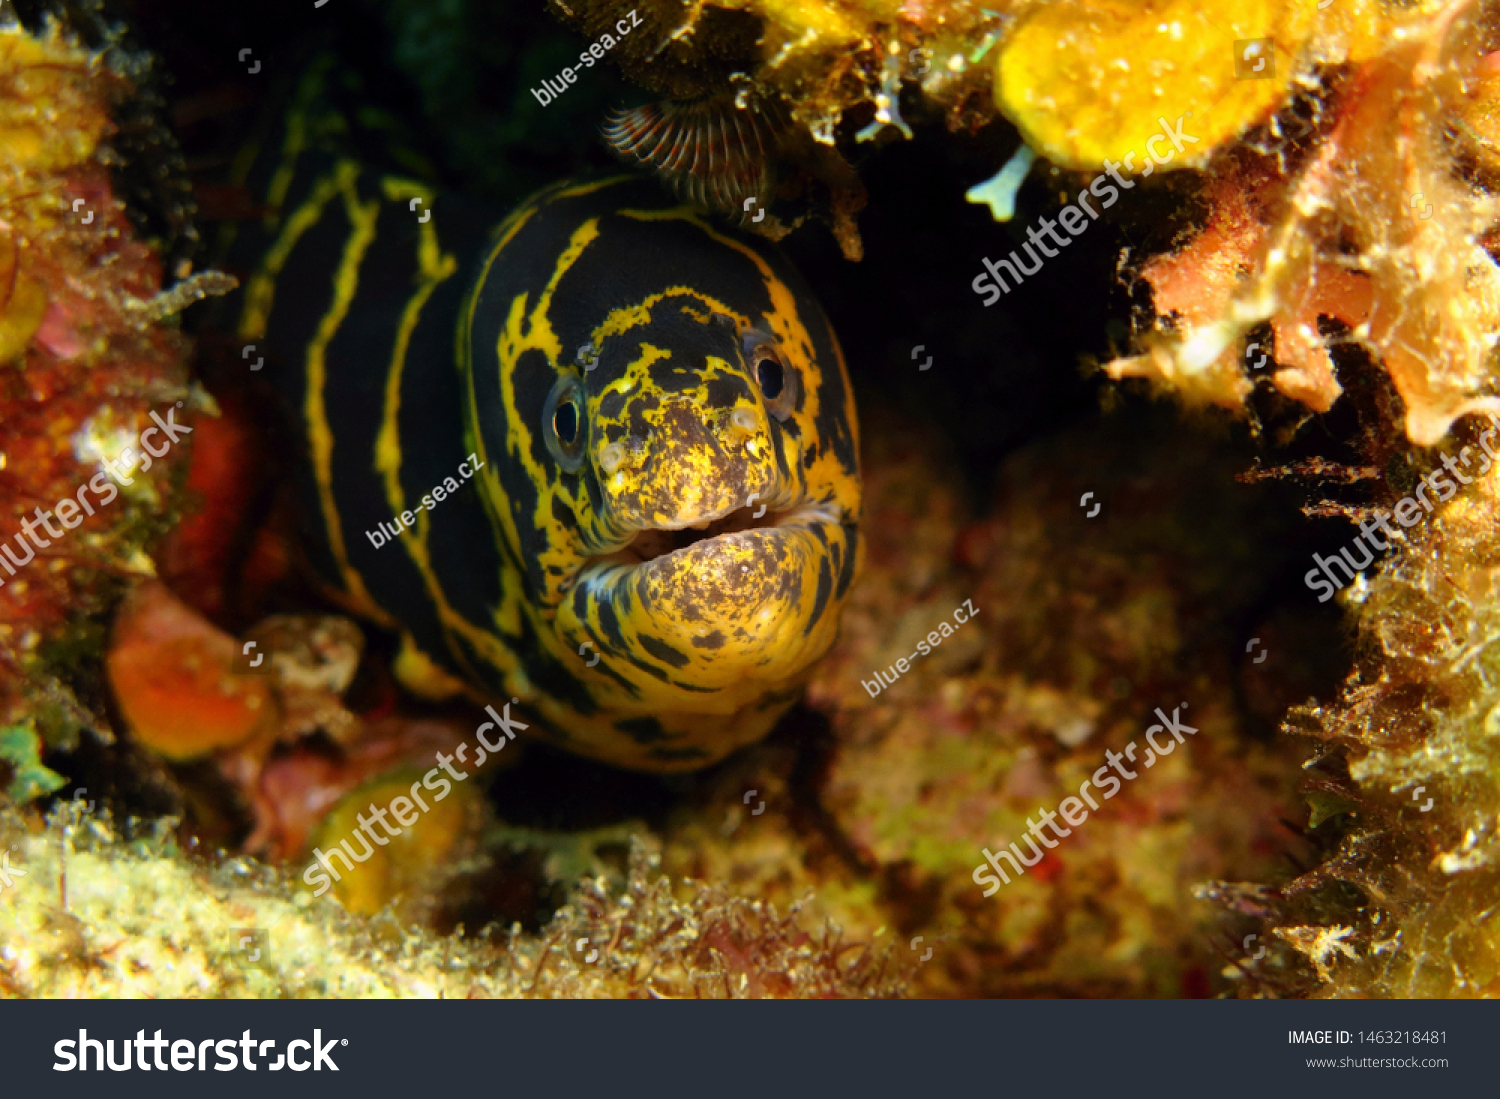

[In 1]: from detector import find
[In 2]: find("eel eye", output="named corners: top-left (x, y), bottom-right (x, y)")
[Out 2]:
top-left (555, 402), bottom-right (579, 444)
top-left (543, 375), bottom-right (587, 472)
top-left (745, 333), bottom-right (799, 422)
top-left (757, 354), bottom-right (783, 399)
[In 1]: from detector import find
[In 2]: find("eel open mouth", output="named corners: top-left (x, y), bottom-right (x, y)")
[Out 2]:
top-left (613, 504), bottom-right (784, 565)
top-left (574, 499), bottom-right (843, 585)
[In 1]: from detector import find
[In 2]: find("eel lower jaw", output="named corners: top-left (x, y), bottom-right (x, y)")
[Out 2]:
top-left (577, 498), bottom-right (838, 577)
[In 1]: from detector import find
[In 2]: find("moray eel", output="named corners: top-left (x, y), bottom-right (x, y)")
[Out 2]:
top-left (230, 84), bottom-right (861, 772)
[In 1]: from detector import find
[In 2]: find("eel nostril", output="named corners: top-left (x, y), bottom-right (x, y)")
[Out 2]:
top-left (599, 441), bottom-right (626, 475)
top-left (731, 408), bottom-right (758, 433)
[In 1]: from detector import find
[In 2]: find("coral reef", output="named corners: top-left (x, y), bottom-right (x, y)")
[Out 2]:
top-left (5, 0), bottom-right (1500, 1003)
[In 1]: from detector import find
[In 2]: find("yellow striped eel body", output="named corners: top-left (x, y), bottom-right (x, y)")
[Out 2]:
top-left (232, 81), bottom-right (862, 771)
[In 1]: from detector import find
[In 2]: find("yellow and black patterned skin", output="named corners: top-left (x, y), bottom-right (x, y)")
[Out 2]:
top-left (232, 92), bottom-right (861, 771)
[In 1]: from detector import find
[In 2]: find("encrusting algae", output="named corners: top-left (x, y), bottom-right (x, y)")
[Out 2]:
top-left (0, 805), bottom-right (908, 998)
top-left (1235, 419), bottom-right (1500, 997)
top-left (1103, 0), bottom-right (1500, 447)
top-left (0, 14), bottom-right (230, 814)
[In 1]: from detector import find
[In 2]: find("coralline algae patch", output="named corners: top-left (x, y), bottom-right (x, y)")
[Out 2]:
top-left (802, 405), bottom-right (1314, 996)
top-left (0, 809), bottom-right (469, 998)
